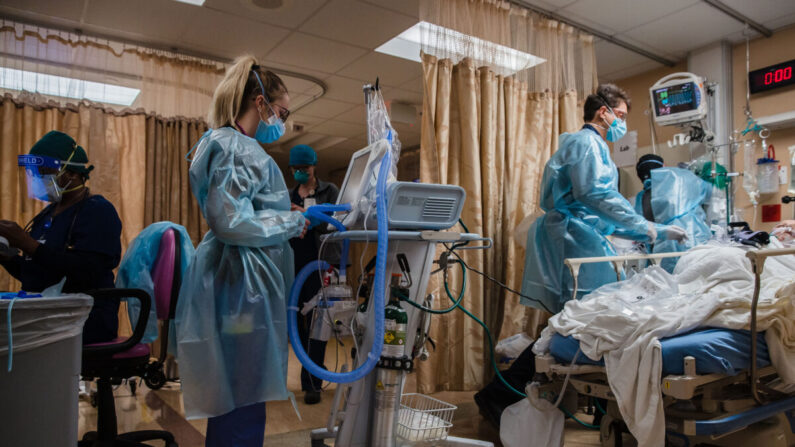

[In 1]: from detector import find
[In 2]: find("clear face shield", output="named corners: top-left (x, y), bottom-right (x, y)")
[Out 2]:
top-left (17, 153), bottom-right (87, 203)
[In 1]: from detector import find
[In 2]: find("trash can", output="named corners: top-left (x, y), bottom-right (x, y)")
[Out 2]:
top-left (0, 294), bottom-right (93, 447)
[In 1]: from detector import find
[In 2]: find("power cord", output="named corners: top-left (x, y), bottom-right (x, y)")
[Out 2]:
top-left (441, 243), bottom-right (554, 315)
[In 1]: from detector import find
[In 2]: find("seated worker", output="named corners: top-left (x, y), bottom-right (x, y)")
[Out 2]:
top-left (634, 154), bottom-right (712, 271)
top-left (0, 131), bottom-right (122, 344)
top-left (288, 144), bottom-right (341, 405)
top-left (475, 84), bottom-right (687, 427)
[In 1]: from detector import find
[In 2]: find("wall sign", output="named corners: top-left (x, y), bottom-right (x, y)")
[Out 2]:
top-left (749, 59), bottom-right (795, 94)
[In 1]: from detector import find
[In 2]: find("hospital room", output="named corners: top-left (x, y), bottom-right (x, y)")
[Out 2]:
top-left (2, 0), bottom-right (795, 446)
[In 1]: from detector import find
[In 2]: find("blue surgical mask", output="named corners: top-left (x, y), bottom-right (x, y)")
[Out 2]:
top-left (254, 112), bottom-right (285, 144)
top-left (604, 108), bottom-right (627, 142)
top-left (250, 69), bottom-right (286, 144)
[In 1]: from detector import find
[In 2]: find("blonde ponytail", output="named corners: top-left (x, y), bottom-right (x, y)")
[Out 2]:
top-left (208, 55), bottom-right (288, 129)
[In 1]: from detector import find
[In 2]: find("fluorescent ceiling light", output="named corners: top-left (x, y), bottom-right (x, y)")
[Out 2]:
top-left (376, 21), bottom-right (545, 76)
top-left (0, 67), bottom-right (141, 106)
top-left (173, 0), bottom-right (205, 5)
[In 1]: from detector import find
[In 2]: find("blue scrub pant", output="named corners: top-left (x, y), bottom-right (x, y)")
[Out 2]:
top-left (205, 402), bottom-right (266, 447)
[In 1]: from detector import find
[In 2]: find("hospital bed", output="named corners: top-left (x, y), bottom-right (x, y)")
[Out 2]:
top-left (533, 248), bottom-right (795, 447)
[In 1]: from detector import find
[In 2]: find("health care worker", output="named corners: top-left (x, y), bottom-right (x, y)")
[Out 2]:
top-left (521, 84), bottom-right (688, 314)
top-left (288, 144), bottom-right (341, 405)
top-left (634, 154), bottom-right (712, 271)
top-left (175, 55), bottom-right (310, 446)
top-left (0, 131), bottom-right (122, 344)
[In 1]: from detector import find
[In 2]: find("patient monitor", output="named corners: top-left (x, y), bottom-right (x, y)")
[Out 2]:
top-left (335, 140), bottom-right (466, 231)
top-left (650, 72), bottom-right (708, 127)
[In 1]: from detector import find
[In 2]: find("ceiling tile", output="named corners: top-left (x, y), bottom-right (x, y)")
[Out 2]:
top-left (594, 40), bottom-right (651, 78)
top-left (333, 105), bottom-right (368, 124)
top-left (309, 120), bottom-right (368, 138)
top-left (297, 97), bottom-right (357, 119)
top-left (599, 60), bottom-right (663, 82)
top-left (284, 76), bottom-right (325, 95)
top-left (263, 61), bottom-right (332, 83)
top-left (203, 0), bottom-right (327, 29)
top-left (400, 76), bottom-right (424, 93)
top-left (337, 52), bottom-right (421, 87)
top-left (765, 12), bottom-right (795, 30)
top-left (282, 132), bottom-right (328, 149)
top-left (622, 3), bottom-right (744, 56)
top-left (521, 0), bottom-right (580, 11)
top-left (178, 8), bottom-right (290, 56)
top-left (323, 76), bottom-right (372, 104)
top-left (286, 93), bottom-right (322, 114)
top-left (288, 113), bottom-right (325, 128)
top-left (0, 0), bottom-right (85, 22)
top-left (265, 32), bottom-right (368, 73)
top-left (560, 0), bottom-right (697, 34)
top-left (300, 0), bottom-right (418, 49)
top-left (360, 0), bottom-right (419, 18)
top-left (715, 0), bottom-right (795, 25)
top-left (84, 0), bottom-right (193, 41)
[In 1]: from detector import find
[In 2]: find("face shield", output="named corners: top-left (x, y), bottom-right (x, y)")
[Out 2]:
top-left (17, 153), bottom-right (88, 203)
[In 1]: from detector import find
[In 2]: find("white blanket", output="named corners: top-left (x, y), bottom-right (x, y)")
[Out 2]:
top-left (534, 242), bottom-right (795, 447)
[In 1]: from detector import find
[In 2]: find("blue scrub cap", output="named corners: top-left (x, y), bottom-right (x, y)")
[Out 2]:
top-left (289, 144), bottom-right (317, 166)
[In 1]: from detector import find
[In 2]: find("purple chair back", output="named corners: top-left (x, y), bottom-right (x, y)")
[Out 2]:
top-left (151, 228), bottom-right (180, 321)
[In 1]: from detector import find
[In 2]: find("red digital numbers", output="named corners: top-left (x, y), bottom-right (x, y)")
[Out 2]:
top-left (764, 66), bottom-right (792, 85)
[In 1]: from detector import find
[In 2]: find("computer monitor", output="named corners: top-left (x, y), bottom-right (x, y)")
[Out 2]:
top-left (334, 139), bottom-right (391, 229)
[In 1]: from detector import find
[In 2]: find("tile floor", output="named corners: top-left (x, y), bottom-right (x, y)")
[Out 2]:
top-left (78, 344), bottom-right (603, 447)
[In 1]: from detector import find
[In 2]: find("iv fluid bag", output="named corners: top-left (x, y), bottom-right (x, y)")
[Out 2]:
top-left (743, 140), bottom-right (759, 204)
top-left (789, 146), bottom-right (795, 194)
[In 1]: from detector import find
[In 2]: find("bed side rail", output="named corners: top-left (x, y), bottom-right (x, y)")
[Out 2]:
top-left (746, 247), bottom-right (795, 404)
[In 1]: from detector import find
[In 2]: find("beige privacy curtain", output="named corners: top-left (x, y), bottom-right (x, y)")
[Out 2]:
top-left (144, 117), bottom-right (210, 245)
top-left (416, 0), bottom-right (595, 392)
top-left (0, 95), bottom-right (147, 291)
top-left (0, 20), bottom-right (224, 119)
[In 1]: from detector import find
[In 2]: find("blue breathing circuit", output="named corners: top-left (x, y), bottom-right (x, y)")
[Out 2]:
top-left (287, 149), bottom-right (392, 383)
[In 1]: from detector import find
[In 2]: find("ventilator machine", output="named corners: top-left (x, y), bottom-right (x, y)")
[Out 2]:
top-left (288, 84), bottom-right (494, 447)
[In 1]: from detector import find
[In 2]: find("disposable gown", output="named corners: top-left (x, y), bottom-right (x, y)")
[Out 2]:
top-left (521, 127), bottom-right (651, 314)
top-left (634, 167), bottom-right (712, 271)
top-left (175, 127), bottom-right (306, 419)
top-left (117, 222), bottom-right (195, 344)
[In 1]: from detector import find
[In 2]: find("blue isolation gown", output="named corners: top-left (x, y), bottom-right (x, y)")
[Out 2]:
top-left (175, 127), bottom-right (306, 419)
top-left (521, 126), bottom-right (652, 314)
top-left (634, 167), bottom-right (712, 272)
top-left (117, 222), bottom-right (195, 344)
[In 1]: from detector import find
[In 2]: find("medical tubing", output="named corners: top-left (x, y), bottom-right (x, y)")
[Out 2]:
top-left (287, 151), bottom-right (391, 383)
top-left (288, 261), bottom-right (378, 383)
top-left (397, 260), bottom-right (466, 314)
top-left (443, 272), bottom-right (596, 431)
top-left (305, 203), bottom-right (352, 278)
top-left (561, 407), bottom-right (600, 430)
top-left (594, 398), bottom-right (607, 415)
top-left (442, 280), bottom-right (526, 399)
top-left (444, 244), bottom-right (554, 314)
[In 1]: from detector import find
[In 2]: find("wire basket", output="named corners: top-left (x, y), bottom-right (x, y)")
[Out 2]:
top-left (396, 393), bottom-right (457, 443)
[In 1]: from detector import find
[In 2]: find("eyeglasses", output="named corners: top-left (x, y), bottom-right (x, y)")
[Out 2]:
top-left (272, 103), bottom-right (291, 122)
top-left (259, 96), bottom-right (290, 122)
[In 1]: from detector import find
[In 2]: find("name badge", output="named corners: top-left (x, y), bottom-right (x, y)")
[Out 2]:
top-left (304, 198), bottom-right (317, 208)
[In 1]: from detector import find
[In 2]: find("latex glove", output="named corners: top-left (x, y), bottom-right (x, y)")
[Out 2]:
top-left (663, 225), bottom-right (689, 243)
top-left (646, 222), bottom-right (657, 242)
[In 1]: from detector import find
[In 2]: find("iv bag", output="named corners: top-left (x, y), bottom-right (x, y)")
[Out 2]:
top-left (743, 140), bottom-right (759, 205)
top-left (789, 145), bottom-right (795, 194)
